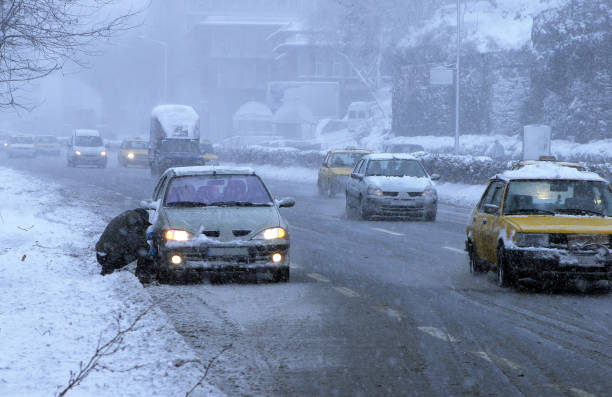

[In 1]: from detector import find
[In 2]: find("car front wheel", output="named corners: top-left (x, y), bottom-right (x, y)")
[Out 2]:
top-left (496, 246), bottom-right (513, 287)
top-left (359, 196), bottom-right (370, 220)
top-left (273, 267), bottom-right (290, 282)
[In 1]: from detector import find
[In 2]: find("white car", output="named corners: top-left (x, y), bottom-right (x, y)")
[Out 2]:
top-left (345, 153), bottom-right (440, 220)
top-left (6, 135), bottom-right (37, 158)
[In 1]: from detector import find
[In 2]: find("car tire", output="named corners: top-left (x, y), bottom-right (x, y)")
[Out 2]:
top-left (496, 246), bottom-right (513, 287)
top-left (317, 179), bottom-right (325, 196)
top-left (468, 242), bottom-right (485, 274)
top-left (327, 181), bottom-right (335, 198)
top-left (359, 196), bottom-right (370, 220)
top-left (425, 207), bottom-right (437, 222)
top-left (345, 193), bottom-right (357, 220)
top-left (273, 267), bottom-right (290, 282)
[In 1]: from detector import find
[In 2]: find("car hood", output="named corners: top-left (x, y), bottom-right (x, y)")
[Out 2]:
top-left (161, 206), bottom-right (281, 242)
top-left (505, 216), bottom-right (612, 234)
top-left (123, 149), bottom-right (148, 155)
top-left (365, 176), bottom-right (432, 192)
top-left (75, 146), bottom-right (105, 155)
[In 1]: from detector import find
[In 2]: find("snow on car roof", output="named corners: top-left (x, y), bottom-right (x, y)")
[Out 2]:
top-left (496, 161), bottom-right (607, 182)
top-left (365, 153), bottom-right (418, 161)
top-left (151, 104), bottom-right (199, 137)
top-left (74, 129), bottom-right (100, 136)
top-left (170, 166), bottom-right (256, 177)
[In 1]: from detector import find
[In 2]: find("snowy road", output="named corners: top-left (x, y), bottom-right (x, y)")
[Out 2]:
top-left (3, 152), bottom-right (611, 396)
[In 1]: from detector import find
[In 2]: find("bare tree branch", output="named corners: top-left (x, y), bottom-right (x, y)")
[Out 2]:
top-left (55, 304), bottom-right (155, 397)
top-left (0, 0), bottom-right (144, 109)
top-left (185, 344), bottom-right (233, 397)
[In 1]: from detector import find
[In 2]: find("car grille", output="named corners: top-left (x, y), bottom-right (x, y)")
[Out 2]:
top-left (181, 244), bottom-right (288, 264)
top-left (202, 231), bottom-right (220, 238)
top-left (379, 205), bottom-right (425, 217)
top-left (549, 234), bottom-right (611, 250)
top-left (382, 192), bottom-right (423, 197)
top-left (232, 230), bottom-right (251, 237)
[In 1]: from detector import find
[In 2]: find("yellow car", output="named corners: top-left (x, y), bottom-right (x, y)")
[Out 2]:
top-left (317, 149), bottom-right (371, 198)
top-left (118, 139), bottom-right (149, 167)
top-left (200, 140), bottom-right (219, 165)
top-left (466, 159), bottom-right (612, 288)
top-left (34, 135), bottom-right (61, 156)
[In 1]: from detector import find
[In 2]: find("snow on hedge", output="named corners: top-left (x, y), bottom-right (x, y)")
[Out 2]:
top-left (0, 167), bottom-right (220, 397)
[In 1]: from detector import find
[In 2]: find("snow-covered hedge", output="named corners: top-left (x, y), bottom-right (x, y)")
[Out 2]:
top-left (218, 145), bottom-right (612, 184)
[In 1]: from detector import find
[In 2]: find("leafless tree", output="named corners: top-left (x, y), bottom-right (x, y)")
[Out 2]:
top-left (0, 0), bottom-right (143, 109)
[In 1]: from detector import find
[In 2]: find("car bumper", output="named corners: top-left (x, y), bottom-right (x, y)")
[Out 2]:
top-left (121, 155), bottom-right (149, 165)
top-left (158, 243), bottom-right (290, 271)
top-left (506, 247), bottom-right (612, 281)
top-left (36, 147), bottom-right (61, 154)
top-left (363, 196), bottom-right (436, 218)
top-left (73, 156), bottom-right (106, 164)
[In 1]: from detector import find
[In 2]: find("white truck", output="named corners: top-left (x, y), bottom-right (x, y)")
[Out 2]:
top-left (149, 104), bottom-right (206, 176)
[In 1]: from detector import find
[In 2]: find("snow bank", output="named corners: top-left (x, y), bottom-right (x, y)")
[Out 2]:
top-left (0, 167), bottom-right (220, 397)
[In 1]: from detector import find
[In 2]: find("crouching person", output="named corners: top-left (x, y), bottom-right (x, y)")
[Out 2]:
top-left (96, 208), bottom-right (152, 281)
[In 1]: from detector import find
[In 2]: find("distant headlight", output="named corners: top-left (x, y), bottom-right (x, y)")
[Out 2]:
top-left (3, 142), bottom-right (7, 147)
top-left (100, 151), bottom-right (107, 156)
top-left (515, 233), bottom-right (549, 248)
top-left (75, 150), bottom-right (81, 156)
top-left (127, 152), bottom-right (135, 159)
top-left (164, 229), bottom-right (191, 241)
top-left (367, 186), bottom-right (383, 196)
top-left (253, 227), bottom-right (287, 240)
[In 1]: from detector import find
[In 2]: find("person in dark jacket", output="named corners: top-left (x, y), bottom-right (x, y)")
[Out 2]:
top-left (96, 208), bottom-right (151, 276)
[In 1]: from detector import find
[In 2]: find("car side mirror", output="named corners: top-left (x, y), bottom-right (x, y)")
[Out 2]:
top-left (484, 203), bottom-right (499, 215)
top-left (430, 173), bottom-right (441, 181)
top-left (276, 197), bottom-right (295, 208)
top-left (140, 199), bottom-right (157, 210)
top-left (351, 173), bottom-right (363, 180)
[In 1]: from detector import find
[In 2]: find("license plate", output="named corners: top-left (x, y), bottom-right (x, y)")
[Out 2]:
top-left (559, 254), bottom-right (604, 268)
top-left (207, 247), bottom-right (248, 257)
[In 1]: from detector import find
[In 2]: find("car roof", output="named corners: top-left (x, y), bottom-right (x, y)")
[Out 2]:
top-left (365, 153), bottom-right (418, 161)
top-left (495, 161), bottom-right (607, 183)
top-left (167, 166), bottom-right (256, 177)
top-left (74, 129), bottom-right (100, 136)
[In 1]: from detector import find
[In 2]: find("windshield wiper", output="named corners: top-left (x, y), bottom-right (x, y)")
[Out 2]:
top-left (507, 208), bottom-right (556, 215)
top-left (165, 201), bottom-right (209, 207)
top-left (208, 201), bottom-right (272, 207)
top-left (556, 208), bottom-right (604, 217)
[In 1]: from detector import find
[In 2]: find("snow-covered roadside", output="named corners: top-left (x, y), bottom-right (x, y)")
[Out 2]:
top-left (0, 167), bottom-right (221, 397)
top-left (243, 163), bottom-right (484, 208)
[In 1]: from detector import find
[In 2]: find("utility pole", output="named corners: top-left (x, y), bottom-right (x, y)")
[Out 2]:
top-left (454, 0), bottom-right (461, 155)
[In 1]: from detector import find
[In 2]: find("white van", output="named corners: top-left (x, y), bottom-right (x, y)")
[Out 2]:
top-left (67, 129), bottom-right (107, 168)
top-left (344, 102), bottom-right (374, 133)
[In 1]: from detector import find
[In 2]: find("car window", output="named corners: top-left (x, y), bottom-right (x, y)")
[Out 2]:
top-left (153, 175), bottom-right (168, 201)
top-left (478, 182), bottom-right (497, 212)
top-left (127, 141), bottom-right (148, 149)
top-left (365, 159), bottom-right (427, 177)
top-left (164, 175), bottom-right (273, 206)
top-left (75, 136), bottom-right (103, 147)
top-left (478, 181), bottom-right (505, 213)
top-left (353, 160), bottom-right (363, 174)
top-left (331, 153), bottom-right (366, 168)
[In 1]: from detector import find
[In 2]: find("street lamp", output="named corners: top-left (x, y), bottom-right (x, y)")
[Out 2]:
top-left (138, 36), bottom-right (168, 102)
top-left (454, 0), bottom-right (461, 155)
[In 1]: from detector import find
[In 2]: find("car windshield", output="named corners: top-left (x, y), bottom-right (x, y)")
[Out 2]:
top-left (75, 136), bottom-right (103, 147)
top-left (10, 136), bottom-right (34, 144)
top-left (165, 175), bottom-right (273, 207)
top-left (125, 141), bottom-right (148, 149)
top-left (160, 140), bottom-right (200, 153)
top-left (36, 136), bottom-right (58, 143)
top-left (503, 180), bottom-right (612, 217)
top-left (330, 153), bottom-right (364, 167)
top-left (365, 159), bottom-right (427, 177)
top-left (200, 143), bottom-right (214, 153)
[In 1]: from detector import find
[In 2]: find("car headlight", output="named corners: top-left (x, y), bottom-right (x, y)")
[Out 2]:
top-left (367, 186), bottom-right (383, 196)
top-left (164, 229), bottom-right (191, 241)
top-left (423, 187), bottom-right (437, 198)
top-left (75, 150), bottom-right (81, 156)
top-left (127, 152), bottom-right (135, 159)
top-left (100, 151), bottom-right (107, 156)
top-left (253, 227), bottom-right (287, 240)
top-left (515, 233), bottom-right (549, 248)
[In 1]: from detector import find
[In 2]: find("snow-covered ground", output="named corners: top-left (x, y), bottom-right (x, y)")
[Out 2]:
top-left (0, 167), bottom-right (220, 396)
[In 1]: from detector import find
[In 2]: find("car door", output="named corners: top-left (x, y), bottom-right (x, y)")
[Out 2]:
top-left (470, 182), bottom-right (497, 261)
top-left (481, 181), bottom-right (506, 263)
top-left (347, 159), bottom-right (364, 202)
top-left (319, 153), bottom-right (330, 187)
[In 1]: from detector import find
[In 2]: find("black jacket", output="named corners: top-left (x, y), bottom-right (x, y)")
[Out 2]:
top-left (96, 208), bottom-right (151, 269)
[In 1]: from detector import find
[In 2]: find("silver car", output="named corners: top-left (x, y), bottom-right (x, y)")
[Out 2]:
top-left (6, 135), bottom-right (37, 158)
top-left (140, 166), bottom-right (295, 283)
top-left (345, 153), bottom-right (440, 220)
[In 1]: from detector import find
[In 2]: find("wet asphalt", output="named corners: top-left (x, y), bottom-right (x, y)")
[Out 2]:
top-left (2, 149), bottom-right (611, 397)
